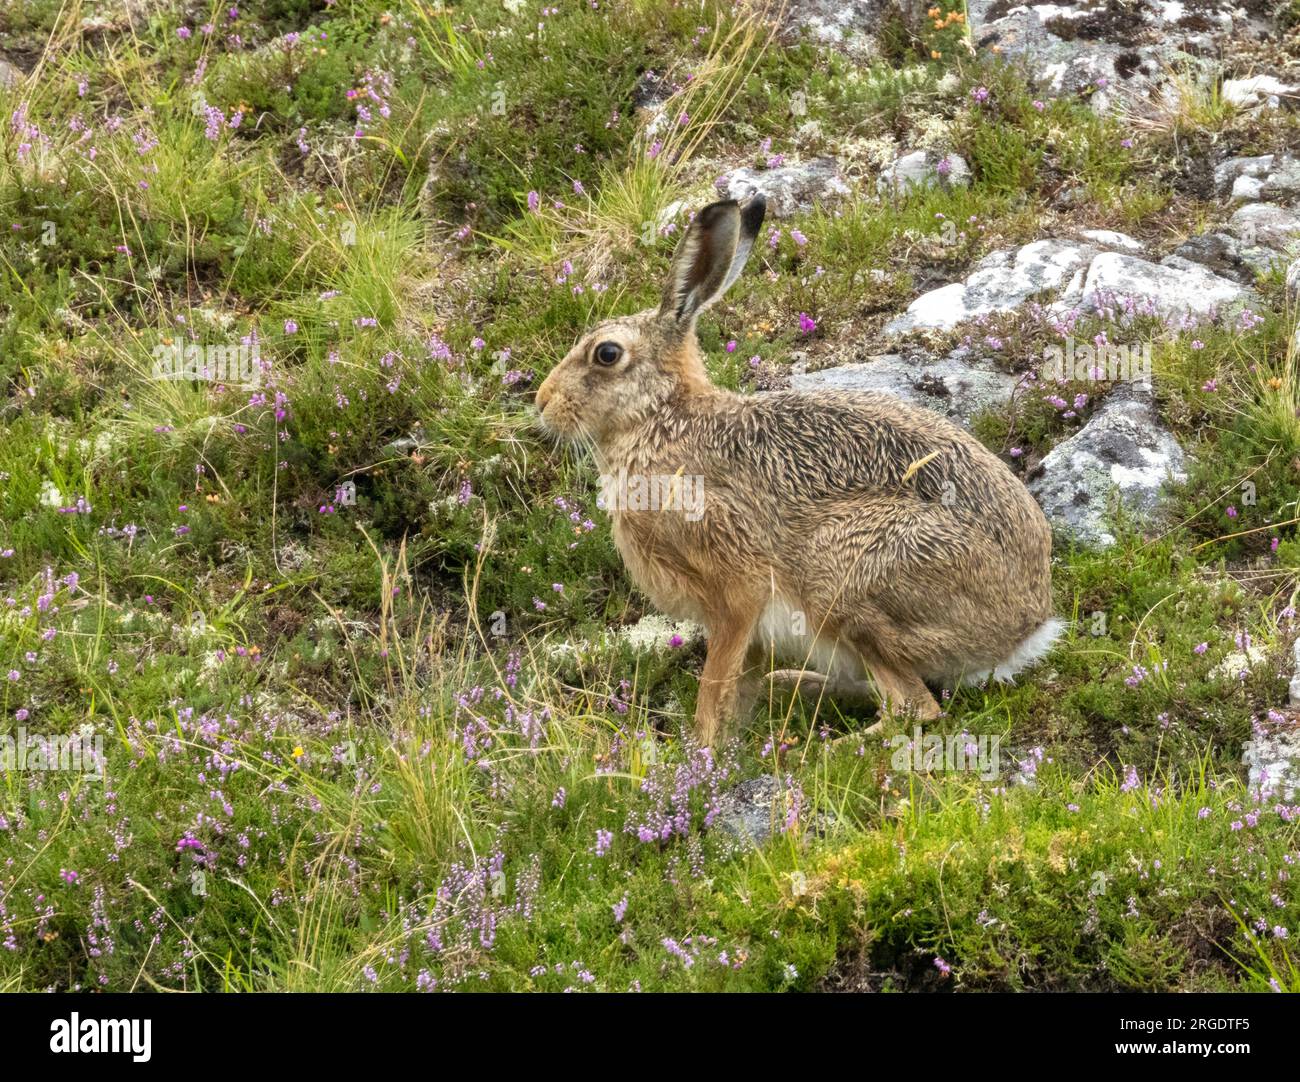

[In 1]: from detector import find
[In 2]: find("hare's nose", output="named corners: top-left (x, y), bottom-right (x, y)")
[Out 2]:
top-left (535, 372), bottom-right (555, 412)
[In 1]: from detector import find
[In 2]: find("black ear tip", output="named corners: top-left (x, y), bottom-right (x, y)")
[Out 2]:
top-left (697, 199), bottom-right (736, 226)
top-left (740, 192), bottom-right (766, 233)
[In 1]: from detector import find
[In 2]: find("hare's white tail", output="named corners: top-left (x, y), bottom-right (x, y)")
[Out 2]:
top-left (962, 617), bottom-right (1067, 686)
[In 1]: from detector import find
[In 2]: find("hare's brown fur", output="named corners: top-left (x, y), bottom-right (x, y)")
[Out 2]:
top-left (536, 197), bottom-right (1057, 745)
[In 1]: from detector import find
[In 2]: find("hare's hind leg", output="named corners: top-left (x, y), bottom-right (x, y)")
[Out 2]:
top-left (766, 668), bottom-right (877, 705)
top-left (855, 645), bottom-right (941, 721)
top-left (869, 661), bottom-right (940, 720)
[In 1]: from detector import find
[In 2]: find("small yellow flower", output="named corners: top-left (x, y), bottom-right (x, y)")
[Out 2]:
top-left (292, 746), bottom-right (304, 759)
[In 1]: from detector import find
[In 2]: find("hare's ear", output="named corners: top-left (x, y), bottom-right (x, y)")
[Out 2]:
top-left (658, 194), bottom-right (765, 328)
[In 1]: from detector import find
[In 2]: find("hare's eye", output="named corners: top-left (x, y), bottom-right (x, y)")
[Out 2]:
top-left (593, 341), bottom-right (622, 367)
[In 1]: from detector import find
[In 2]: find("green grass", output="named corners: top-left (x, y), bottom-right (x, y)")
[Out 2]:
top-left (1, 0), bottom-right (1299, 992)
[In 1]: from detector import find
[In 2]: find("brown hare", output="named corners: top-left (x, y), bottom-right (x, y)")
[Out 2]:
top-left (535, 194), bottom-right (1061, 747)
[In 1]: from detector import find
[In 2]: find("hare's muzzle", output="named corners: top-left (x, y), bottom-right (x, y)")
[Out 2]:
top-left (534, 386), bottom-right (552, 414)
top-left (534, 368), bottom-right (559, 417)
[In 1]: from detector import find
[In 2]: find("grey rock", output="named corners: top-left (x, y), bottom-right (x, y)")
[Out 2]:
top-left (780, 0), bottom-right (893, 58)
top-left (1231, 175), bottom-right (1266, 203)
top-left (1157, 254), bottom-right (1216, 277)
top-left (965, 0), bottom-right (1266, 112)
top-left (1262, 159), bottom-right (1300, 203)
top-left (1243, 724), bottom-right (1300, 801)
top-left (1078, 229), bottom-right (1143, 253)
top-left (885, 239), bottom-right (1096, 335)
top-left (383, 433), bottom-right (425, 454)
top-left (1168, 232), bottom-right (1268, 285)
top-left (712, 776), bottom-right (801, 847)
top-left (1054, 185), bottom-right (1089, 210)
top-left (1236, 244), bottom-right (1286, 276)
top-left (1288, 259), bottom-right (1300, 304)
top-left (966, 3), bottom-right (1150, 103)
top-left (1227, 203), bottom-right (1300, 254)
top-left (631, 70), bottom-right (672, 111)
top-left (1223, 76), bottom-right (1300, 109)
top-left (1075, 251), bottom-right (1247, 319)
top-left (888, 232), bottom-right (1251, 337)
top-left (970, 2), bottom-right (1147, 90)
top-left (1170, 231), bottom-right (1238, 265)
top-left (718, 157), bottom-right (851, 218)
top-left (1214, 154), bottom-right (1275, 197)
top-left (0, 60), bottom-right (22, 88)
top-left (1027, 383), bottom-right (1187, 548)
top-left (877, 150), bottom-right (971, 195)
top-left (790, 350), bottom-right (1018, 426)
